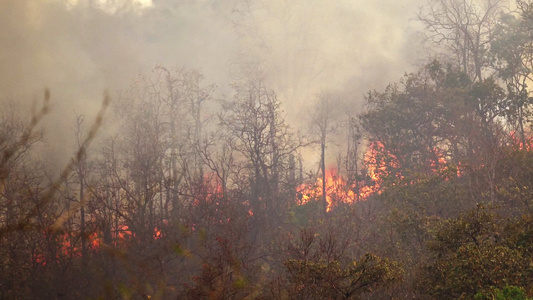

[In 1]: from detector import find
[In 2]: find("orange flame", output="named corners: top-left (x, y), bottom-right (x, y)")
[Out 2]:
top-left (296, 141), bottom-right (460, 212)
top-left (363, 141), bottom-right (398, 193)
top-left (296, 143), bottom-right (391, 212)
top-left (364, 141), bottom-right (458, 181)
top-left (297, 169), bottom-right (360, 212)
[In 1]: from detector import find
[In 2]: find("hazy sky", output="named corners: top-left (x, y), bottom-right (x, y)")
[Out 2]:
top-left (0, 0), bottom-right (426, 163)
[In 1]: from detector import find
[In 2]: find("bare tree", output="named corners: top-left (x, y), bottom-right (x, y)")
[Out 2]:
top-left (417, 0), bottom-right (505, 82)
top-left (308, 92), bottom-right (339, 212)
top-left (220, 76), bottom-right (304, 227)
top-left (344, 116), bottom-right (363, 201)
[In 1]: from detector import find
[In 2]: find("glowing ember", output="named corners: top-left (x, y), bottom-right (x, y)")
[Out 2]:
top-left (116, 224), bottom-right (133, 242)
top-left (191, 174), bottom-right (224, 206)
top-left (154, 227), bottom-right (162, 239)
top-left (509, 131), bottom-right (533, 150)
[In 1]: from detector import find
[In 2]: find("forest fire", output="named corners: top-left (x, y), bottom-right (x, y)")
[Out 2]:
top-left (32, 230), bottom-right (102, 266)
top-left (297, 169), bottom-right (351, 212)
top-left (509, 131), bottom-right (533, 150)
top-left (2, 0), bottom-right (533, 298)
top-left (296, 142), bottom-right (395, 212)
top-left (30, 224), bottom-right (161, 266)
top-left (297, 169), bottom-right (368, 212)
top-left (363, 141), bottom-right (397, 189)
top-left (364, 141), bottom-right (462, 182)
top-left (295, 141), bottom-right (461, 212)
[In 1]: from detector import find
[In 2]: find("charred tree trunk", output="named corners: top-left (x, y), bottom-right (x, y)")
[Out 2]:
top-left (80, 172), bottom-right (87, 263)
top-left (321, 137), bottom-right (327, 213)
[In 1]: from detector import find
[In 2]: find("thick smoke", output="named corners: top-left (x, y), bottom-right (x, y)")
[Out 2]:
top-left (0, 0), bottom-right (425, 164)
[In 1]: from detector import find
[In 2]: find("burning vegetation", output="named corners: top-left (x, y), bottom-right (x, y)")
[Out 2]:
top-left (1, 0), bottom-right (533, 299)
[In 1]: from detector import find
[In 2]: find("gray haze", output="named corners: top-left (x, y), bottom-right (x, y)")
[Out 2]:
top-left (0, 0), bottom-right (426, 162)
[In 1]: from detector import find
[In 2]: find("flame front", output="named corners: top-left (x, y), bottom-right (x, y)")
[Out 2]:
top-left (298, 169), bottom-right (360, 212)
top-left (295, 141), bottom-right (457, 212)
